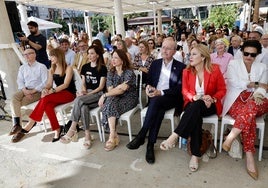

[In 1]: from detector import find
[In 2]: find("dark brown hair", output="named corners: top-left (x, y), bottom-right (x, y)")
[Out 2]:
top-left (92, 39), bottom-right (105, 54)
top-left (110, 49), bottom-right (133, 72)
top-left (87, 45), bottom-right (105, 72)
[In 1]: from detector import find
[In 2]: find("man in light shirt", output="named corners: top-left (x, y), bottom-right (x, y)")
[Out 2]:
top-left (125, 37), bottom-right (139, 61)
top-left (127, 38), bottom-right (186, 164)
top-left (9, 48), bottom-right (48, 136)
top-left (59, 38), bottom-right (76, 66)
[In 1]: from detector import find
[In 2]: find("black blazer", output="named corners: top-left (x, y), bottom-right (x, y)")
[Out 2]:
top-left (227, 46), bottom-right (241, 56)
top-left (146, 58), bottom-right (186, 97)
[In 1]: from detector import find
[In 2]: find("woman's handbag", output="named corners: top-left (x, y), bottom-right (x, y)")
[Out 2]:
top-left (187, 129), bottom-right (217, 158)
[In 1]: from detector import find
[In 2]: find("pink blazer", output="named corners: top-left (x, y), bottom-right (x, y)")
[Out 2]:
top-left (182, 64), bottom-right (226, 116)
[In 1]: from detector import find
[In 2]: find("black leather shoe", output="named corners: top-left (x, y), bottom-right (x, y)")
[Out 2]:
top-left (126, 136), bottom-right (145, 150)
top-left (9, 124), bottom-right (22, 136)
top-left (146, 143), bottom-right (155, 164)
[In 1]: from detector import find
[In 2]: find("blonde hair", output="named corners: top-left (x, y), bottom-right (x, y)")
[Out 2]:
top-left (187, 44), bottom-right (213, 73)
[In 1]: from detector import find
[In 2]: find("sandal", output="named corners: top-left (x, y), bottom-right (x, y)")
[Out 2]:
top-left (160, 133), bottom-right (178, 151)
top-left (83, 140), bottom-right (92, 150)
top-left (222, 141), bottom-right (231, 152)
top-left (82, 135), bottom-right (95, 150)
top-left (60, 129), bottom-right (78, 144)
top-left (189, 156), bottom-right (199, 172)
top-left (104, 136), bottom-right (120, 151)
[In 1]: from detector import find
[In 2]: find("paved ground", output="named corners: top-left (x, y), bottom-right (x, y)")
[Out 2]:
top-left (0, 100), bottom-right (268, 188)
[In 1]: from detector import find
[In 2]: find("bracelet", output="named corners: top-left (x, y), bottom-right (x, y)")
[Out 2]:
top-left (51, 88), bottom-right (56, 93)
top-left (103, 93), bottom-right (106, 98)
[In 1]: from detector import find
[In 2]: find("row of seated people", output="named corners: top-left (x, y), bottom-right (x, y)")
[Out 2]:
top-left (9, 39), bottom-right (268, 181)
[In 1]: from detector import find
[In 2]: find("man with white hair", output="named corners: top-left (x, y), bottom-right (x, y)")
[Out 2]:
top-left (261, 34), bottom-right (268, 49)
top-left (126, 39), bottom-right (185, 164)
top-left (228, 35), bottom-right (242, 59)
top-left (125, 37), bottom-right (139, 60)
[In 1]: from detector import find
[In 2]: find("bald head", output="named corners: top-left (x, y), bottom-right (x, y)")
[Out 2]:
top-left (161, 38), bottom-right (177, 63)
top-left (231, 35), bottom-right (242, 48)
top-left (124, 37), bottom-right (132, 47)
top-left (261, 34), bottom-right (268, 48)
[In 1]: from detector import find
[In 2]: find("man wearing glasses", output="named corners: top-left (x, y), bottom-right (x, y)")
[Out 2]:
top-left (72, 40), bottom-right (89, 73)
top-left (8, 48), bottom-right (48, 137)
top-left (18, 21), bottom-right (49, 69)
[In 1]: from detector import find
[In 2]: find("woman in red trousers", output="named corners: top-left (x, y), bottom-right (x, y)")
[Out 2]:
top-left (12, 48), bottom-right (76, 143)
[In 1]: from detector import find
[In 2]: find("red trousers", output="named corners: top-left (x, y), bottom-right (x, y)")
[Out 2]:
top-left (229, 92), bottom-right (268, 153)
top-left (30, 90), bottom-right (75, 131)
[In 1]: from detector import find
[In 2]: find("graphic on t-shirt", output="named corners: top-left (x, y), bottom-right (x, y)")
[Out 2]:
top-left (85, 71), bottom-right (97, 85)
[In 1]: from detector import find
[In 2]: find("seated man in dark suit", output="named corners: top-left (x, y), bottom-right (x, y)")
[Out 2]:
top-left (126, 38), bottom-right (186, 164)
top-left (227, 35), bottom-right (242, 59)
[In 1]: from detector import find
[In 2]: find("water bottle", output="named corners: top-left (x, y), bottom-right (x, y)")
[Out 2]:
top-left (181, 138), bottom-right (187, 151)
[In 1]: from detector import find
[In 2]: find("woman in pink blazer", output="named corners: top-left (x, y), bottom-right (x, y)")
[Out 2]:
top-left (160, 44), bottom-right (226, 172)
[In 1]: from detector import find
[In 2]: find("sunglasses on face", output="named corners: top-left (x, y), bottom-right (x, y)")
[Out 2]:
top-left (243, 52), bottom-right (257, 57)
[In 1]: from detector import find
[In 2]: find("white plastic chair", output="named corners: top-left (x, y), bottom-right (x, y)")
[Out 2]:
top-left (219, 114), bottom-right (265, 161)
top-left (117, 70), bottom-right (143, 141)
top-left (140, 107), bottom-right (176, 136)
top-left (89, 106), bottom-right (103, 142)
top-left (178, 113), bottom-right (219, 150)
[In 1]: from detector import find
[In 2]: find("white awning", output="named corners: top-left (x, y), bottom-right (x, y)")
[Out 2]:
top-left (13, 0), bottom-right (242, 15)
top-left (27, 16), bottom-right (62, 30)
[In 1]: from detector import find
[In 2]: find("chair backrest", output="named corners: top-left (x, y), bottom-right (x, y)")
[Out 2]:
top-left (73, 69), bottom-right (83, 92)
top-left (133, 70), bottom-right (143, 110)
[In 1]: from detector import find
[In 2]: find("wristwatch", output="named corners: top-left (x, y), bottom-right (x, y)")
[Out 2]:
top-left (255, 82), bottom-right (259, 88)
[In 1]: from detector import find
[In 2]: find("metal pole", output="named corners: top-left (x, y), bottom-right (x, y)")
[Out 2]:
top-left (153, 2), bottom-right (156, 38)
top-left (247, 0), bottom-right (252, 31)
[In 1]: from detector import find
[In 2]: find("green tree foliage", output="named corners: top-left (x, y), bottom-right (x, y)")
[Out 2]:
top-left (125, 12), bottom-right (148, 19)
top-left (203, 4), bottom-right (239, 29)
top-left (53, 18), bottom-right (69, 34)
top-left (91, 14), bottom-right (112, 36)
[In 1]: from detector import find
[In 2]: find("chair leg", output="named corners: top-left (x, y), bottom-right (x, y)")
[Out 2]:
top-left (93, 114), bottom-right (103, 142)
top-left (170, 117), bottom-right (174, 132)
top-left (258, 127), bottom-right (264, 161)
top-left (219, 122), bottom-right (226, 153)
top-left (101, 126), bottom-right (105, 142)
top-left (178, 137), bottom-right (182, 149)
top-left (126, 119), bottom-right (132, 141)
top-left (213, 122), bottom-right (218, 150)
top-left (42, 118), bottom-right (47, 133)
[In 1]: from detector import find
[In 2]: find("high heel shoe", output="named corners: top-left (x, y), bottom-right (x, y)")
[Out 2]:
top-left (189, 156), bottom-right (199, 172)
top-left (52, 126), bottom-right (63, 142)
top-left (222, 141), bottom-right (231, 152)
top-left (104, 136), bottom-right (120, 151)
top-left (60, 129), bottom-right (78, 144)
top-left (160, 133), bottom-right (178, 151)
top-left (247, 168), bottom-right (258, 180)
